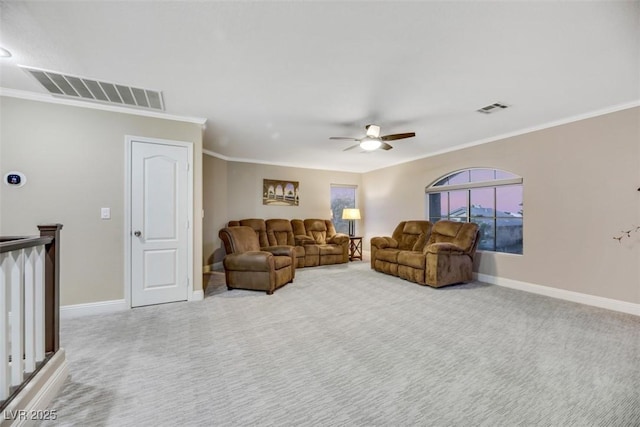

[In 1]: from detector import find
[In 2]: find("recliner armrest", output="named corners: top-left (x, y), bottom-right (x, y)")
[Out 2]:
top-left (263, 245), bottom-right (294, 258)
top-left (224, 251), bottom-right (272, 271)
top-left (328, 233), bottom-right (349, 245)
top-left (371, 236), bottom-right (398, 249)
top-left (295, 235), bottom-right (317, 245)
top-left (425, 242), bottom-right (465, 255)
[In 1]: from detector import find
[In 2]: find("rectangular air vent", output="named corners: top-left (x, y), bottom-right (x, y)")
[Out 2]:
top-left (477, 102), bottom-right (509, 114)
top-left (21, 66), bottom-right (165, 111)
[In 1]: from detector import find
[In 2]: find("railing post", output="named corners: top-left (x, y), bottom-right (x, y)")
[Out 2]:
top-left (37, 224), bottom-right (62, 354)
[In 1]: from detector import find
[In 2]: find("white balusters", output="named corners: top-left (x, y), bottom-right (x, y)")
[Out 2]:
top-left (10, 249), bottom-right (23, 387)
top-left (24, 247), bottom-right (36, 373)
top-left (1, 252), bottom-right (10, 401)
top-left (35, 245), bottom-right (46, 362)
top-left (0, 243), bottom-right (48, 403)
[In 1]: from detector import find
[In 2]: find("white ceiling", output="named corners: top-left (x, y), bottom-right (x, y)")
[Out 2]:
top-left (1, 1), bottom-right (638, 173)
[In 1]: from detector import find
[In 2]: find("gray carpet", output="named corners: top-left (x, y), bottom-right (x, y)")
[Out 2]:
top-left (44, 262), bottom-right (639, 426)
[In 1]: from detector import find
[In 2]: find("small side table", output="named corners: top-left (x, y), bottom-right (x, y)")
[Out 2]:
top-left (348, 236), bottom-right (363, 261)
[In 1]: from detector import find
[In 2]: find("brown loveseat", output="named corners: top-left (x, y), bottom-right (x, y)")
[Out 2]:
top-left (371, 220), bottom-right (479, 288)
top-left (226, 218), bottom-right (349, 268)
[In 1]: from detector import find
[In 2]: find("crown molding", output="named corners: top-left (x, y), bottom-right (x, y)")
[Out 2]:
top-left (203, 100), bottom-right (640, 174)
top-left (202, 148), bottom-right (354, 172)
top-left (0, 87), bottom-right (207, 125)
top-left (202, 149), bottom-right (231, 161)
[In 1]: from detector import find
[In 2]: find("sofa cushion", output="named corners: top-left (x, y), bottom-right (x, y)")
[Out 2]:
top-left (397, 251), bottom-right (426, 269)
top-left (220, 226), bottom-right (261, 253)
top-left (376, 248), bottom-right (401, 263)
top-left (397, 231), bottom-right (418, 251)
top-left (266, 219), bottom-right (296, 246)
top-left (392, 220), bottom-right (432, 251)
top-left (374, 260), bottom-right (398, 276)
top-left (291, 219), bottom-right (306, 236)
top-left (412, 233), bottom-right (428, 252)
top-left (427, 220), bottom-right (478, 254)
top-left (303, 243), bottom-right (320, 267)
top-left (273, 255), bottom-right (293, 270)
top-left (238, 219), bottom-right (270, 248)
top-left (319, 244), bottom-right (344, 256)
top-left (224, 251), bottom-right (272, 271)
top-left (293, 245), bottom-right (305, 258)
top-left (304, 219), bottom-right (328, 244)
top-left (398, 265), bottom-right (425, 285)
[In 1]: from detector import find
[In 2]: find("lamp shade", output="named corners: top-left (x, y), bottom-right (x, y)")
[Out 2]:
top-left (342, 208), bottom-right (361, 220)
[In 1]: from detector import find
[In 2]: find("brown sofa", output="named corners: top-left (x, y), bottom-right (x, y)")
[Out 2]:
top-left (371, 220), bottom-right (479, 288)
top-left (219, 226), bottom-right (295, 295)
top-left (227, 218), bottom-right (349, 268)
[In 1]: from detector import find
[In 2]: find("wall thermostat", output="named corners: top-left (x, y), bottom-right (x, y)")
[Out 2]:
top-left (4, 171), bottom-right (26, 187)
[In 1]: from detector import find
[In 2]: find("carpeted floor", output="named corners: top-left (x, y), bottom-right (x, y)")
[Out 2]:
top-left (44, 262), bottom-right (639, 426)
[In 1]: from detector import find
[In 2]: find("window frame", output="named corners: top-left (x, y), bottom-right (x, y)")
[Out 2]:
top-left (330, 184), bottom-right (358, 235)
top-left (425, 168), bottom-right (523, 255)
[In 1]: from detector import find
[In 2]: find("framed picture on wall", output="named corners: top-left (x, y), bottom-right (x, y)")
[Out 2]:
top-left (263, 179), bottom-right (299, 206)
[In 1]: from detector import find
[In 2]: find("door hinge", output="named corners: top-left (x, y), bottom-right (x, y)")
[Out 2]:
top-left (186, 163), bottom-right (190, 171)
top-left (186, 220), bottom-right (190, 229)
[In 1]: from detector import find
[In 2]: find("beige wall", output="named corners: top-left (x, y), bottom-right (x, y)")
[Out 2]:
top-left (202, 158), bottom-right (363, 266)
top-left (363, 107), bottom-right (640, 304)
top-left (8, 94), bottom-right (634, 306)
top-left (0, 96), bottom-right (204, 306)
top-left (203, 154), bottom-right (228, 267)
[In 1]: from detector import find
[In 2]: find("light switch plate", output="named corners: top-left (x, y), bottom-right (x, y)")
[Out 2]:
top-left (101, 207), bottom-right (111, 220)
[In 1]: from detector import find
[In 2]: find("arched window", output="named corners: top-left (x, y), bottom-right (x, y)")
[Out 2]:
top-left (425, 168), bottom-right (523, 254)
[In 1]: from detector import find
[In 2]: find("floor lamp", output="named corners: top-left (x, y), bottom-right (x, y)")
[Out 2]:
top-left (342, 208), bottom-right (361, 237)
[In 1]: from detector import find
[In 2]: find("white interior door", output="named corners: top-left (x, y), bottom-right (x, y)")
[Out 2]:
top-left (131, 140), bottom-right (190, 307)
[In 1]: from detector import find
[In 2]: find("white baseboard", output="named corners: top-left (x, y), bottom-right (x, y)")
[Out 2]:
top-left (1, 349), bottom-right (69, 427)
top-left (61, 292), bottom-right (206, 318)
top-left (190, 290), bottom-right (204, 301)
top-left (60, 299), bottom-right (128, 319)
top-left (475, 273), bottom-right (640, 317)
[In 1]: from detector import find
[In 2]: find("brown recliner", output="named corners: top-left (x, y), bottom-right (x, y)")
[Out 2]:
top-left (424, 220), bottom-right (479, 287)
top-left (228, 219), bottom-right (270, 248)
top-left (219, 226), bottom-right (295, 295)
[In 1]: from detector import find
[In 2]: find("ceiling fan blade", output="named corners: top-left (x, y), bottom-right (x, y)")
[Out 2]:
top-left (343, 144), bottom-right (361, 151)
top-left (330, 136), bottom-right (360, 141)
top-left (380, 132), bottom-right (416, 141)
top-left (380, 142), bottom-right (393, 150)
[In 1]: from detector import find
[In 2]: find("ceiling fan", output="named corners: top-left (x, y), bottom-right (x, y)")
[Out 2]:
top-left (330, 124), bottom-right (416, 151)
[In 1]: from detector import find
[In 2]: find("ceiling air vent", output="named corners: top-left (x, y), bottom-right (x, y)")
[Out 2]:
top-left (477, 102), bottom-right (509, 114)
top-left (21, 66), bottom-right (165, 111)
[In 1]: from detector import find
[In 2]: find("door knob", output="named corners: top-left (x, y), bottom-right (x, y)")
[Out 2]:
top-left (134, 230), bottom-right (142, 237)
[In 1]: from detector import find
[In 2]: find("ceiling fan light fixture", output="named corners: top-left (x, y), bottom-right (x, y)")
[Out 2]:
top-left (365, 124), bottom-right (381, 138)
top-left (360, 137), bottom-right (382, 151)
